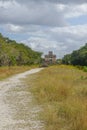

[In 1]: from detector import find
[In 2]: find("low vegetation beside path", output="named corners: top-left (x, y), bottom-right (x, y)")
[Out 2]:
top-left (0, 65), bottom-right (37, 80)
top-left (26, 65), bottom-right (87, 130)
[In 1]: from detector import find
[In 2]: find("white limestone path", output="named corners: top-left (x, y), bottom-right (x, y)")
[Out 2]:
top-left (0, 68), bottom-right (44, 130)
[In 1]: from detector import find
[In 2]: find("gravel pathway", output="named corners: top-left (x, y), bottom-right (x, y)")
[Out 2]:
top-left (0, 68), bottom-right (44, 130)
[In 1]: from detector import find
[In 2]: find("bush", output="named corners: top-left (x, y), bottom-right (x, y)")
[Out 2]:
top-left (83, 66), bottom-right (87, 72)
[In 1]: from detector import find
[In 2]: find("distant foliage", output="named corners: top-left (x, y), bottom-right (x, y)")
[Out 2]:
top-left (0, 33), bottom-right (42, 66)
top-left (62, 43), bottom-right (87, 66)
top-left (83, 66), bottom-right (87, 72)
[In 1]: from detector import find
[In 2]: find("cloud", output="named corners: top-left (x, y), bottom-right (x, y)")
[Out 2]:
top-left (22, 37), bottom-right (65, 58)
top-left (3, 21), bottom-right (87, 58)
top-left (0, 0), bottom-right (67, 27)
top-left (5, 24), bottom-right (24, 32)
top-left (13, 0), bottom-right (87, 5)
top-left (20, 24), bottom-right (87, 58)
top-left (0, 0), bottom-right (87, 27)
top-left (64, 4), bottom-right (87, 18)
top-left (23, 37), bottom-right (58, 49)
top-left (0, 0), bottom-right (87, 59)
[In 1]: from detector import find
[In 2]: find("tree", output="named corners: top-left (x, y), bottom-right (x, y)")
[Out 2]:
top-left (62, 54), bottom-right (71, 65)
top-left (0, 32), bottom-right (42, 66)
top-left (62, 43), bottom-right (87, 66)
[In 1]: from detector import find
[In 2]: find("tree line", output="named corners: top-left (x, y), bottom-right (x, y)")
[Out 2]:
top-left (0, 33), bottom-right (42, 66)
top-left (62, 43), bottom-right (87, 66)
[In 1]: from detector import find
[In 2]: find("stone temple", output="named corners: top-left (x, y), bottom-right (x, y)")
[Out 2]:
top-left (44, 51), bottom-right (56, 65)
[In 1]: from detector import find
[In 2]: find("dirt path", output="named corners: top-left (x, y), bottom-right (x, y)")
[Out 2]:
top-left (0, 68), bottom-right (44, 130)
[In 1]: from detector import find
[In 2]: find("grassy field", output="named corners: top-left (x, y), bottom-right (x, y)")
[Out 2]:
top-left (0, 65), bottom-right (37, 80)
top-left (26, 65), bottom-right (87, 130)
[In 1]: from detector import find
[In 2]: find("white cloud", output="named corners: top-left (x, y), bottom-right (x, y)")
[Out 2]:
top-left (0, 0), bottom-right (87, 58)
top-left (22, 37), bottom-right (65, 58)
top-left (13, 0), bottom-right (87, 5)
top-left (6, 24), bottom-right (23, 32)
top-left (64, 4), bottom-right (87, 18)
top-left (0, 1), bottom-right (12, 8)
top-left (20, 24), bottom-right (87, 58)
top-left (22, 37), bottom-right (58, 49)
top-left (0, 0), bottom-right (67, 26)
top-left (1, 0), bottom-right (87, 27)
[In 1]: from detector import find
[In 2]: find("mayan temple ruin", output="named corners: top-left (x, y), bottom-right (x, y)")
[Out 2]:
top-left (44, 51), bottom-right (56, 65)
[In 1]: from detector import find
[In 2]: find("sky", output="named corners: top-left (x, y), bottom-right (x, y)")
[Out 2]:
top-left (0, 0), bottom-right (87, 58)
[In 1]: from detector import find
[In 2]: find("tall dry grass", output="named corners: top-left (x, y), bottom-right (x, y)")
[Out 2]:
top-left (0, 65), bottom-right (37, 80)
top-left (27, 65), bottom-right (87, 130)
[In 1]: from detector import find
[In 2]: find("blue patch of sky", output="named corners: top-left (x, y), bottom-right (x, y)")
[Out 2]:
top-left (4, 33), bottom-right (29, 42)
top-left (0, 27), bottom-right (29, 42)
top-left (68, 15), bottom-right (87, 25)
top-left (0, 27), bottom-right (5, 35)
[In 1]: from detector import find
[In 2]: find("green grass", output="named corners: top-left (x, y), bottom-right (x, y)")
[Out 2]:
top-left (26, 65), bottom-right (87, 130)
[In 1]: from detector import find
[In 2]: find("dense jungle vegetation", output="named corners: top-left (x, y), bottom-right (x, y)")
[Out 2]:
top-left (0, 33), bottom-right (42, 66)
top-left (62, 43), bottom-right (87, 66)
